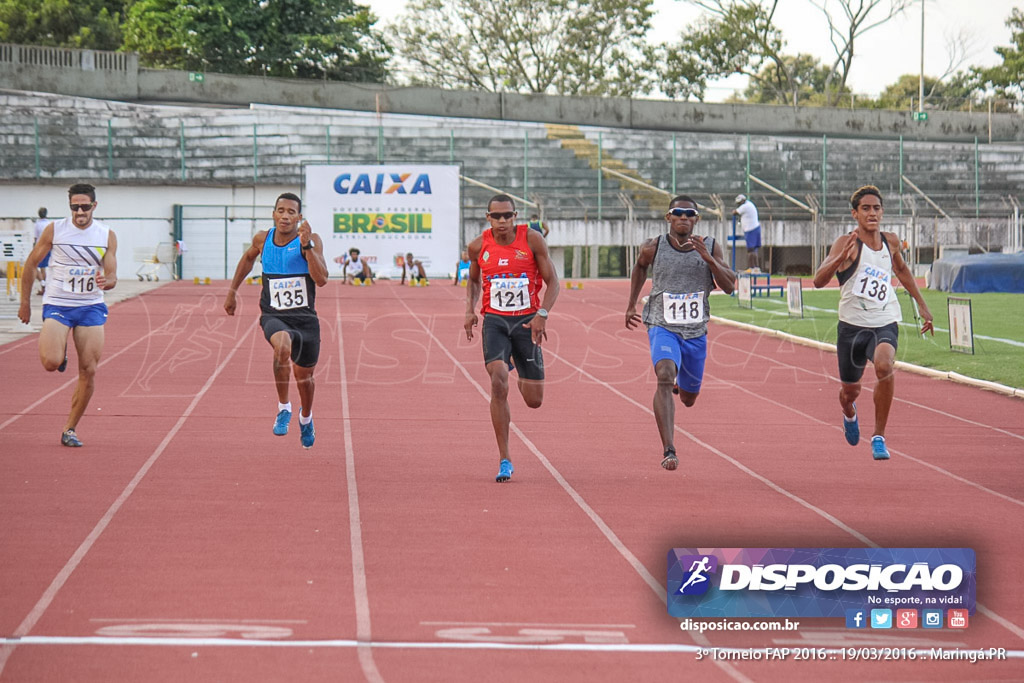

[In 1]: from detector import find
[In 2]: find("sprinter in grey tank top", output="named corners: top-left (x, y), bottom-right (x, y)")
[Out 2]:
top-left (626, 195), bottom-right (736, 471)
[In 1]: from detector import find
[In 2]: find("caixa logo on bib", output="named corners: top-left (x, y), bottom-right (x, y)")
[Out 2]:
top-left (667, 548), bottom-right (975, 619)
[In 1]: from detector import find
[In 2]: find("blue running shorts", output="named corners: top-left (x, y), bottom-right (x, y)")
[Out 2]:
top-left (744, 226), bottom-right (762, 250)
top-left (42, 303), bottom-right (108, 328)
top-left (648, 327), bottom-right (708, 394)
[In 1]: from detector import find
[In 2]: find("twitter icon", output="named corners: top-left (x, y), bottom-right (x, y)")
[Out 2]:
top-left (870, 609), bottom-right (893, 629)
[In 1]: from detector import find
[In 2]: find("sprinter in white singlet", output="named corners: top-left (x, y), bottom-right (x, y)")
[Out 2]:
top-left (813, 185), bottom-right (934, 461)
top-left (18, 183), bottom-right (118, 447)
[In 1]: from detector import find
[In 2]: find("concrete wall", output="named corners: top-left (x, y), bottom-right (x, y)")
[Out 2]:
top-left (0, 183), bottom-right (290, 281)
top-left (2, 43), bottom-right (1022, 143)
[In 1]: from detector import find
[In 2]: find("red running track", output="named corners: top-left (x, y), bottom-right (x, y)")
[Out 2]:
top-left (1, 279), bottom-right (1022, 682)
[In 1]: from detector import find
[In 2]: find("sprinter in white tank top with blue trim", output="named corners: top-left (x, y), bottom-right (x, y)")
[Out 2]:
top-left (813, 185), bottom-right (934, 461)
top-left (18, 183), bottom-right (119, 448)
top-left (626, 195), bottom-right (736, 471)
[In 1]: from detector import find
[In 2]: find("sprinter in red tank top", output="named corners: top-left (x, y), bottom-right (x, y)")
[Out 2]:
top-left (465, 194), bottom-right (559, 483)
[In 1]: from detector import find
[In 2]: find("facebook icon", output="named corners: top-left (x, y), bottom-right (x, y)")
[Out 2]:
top-left (846, 609), bottom-right (867, 629)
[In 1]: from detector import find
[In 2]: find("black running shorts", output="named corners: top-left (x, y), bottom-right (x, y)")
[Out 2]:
top-left (836, 320), bottom-right (899, 383)
top-left (260, 314), bottom-right (321, 368)
top-left (481, 313), bottom-right (544, 381)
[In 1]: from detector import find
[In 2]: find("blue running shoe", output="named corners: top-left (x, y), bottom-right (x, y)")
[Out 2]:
top-left (871, 435), bottom-right (890, 461)
top-left (61, 429), bottom-right (83, 447)
top-left (495, 459), bottom-right (514, 483)
top-left (273, 409), bottom-right (291, 436)
top-left (300, 420), bottom-right (315, 449)
top-left (843, 405), bottom-right (859, 446)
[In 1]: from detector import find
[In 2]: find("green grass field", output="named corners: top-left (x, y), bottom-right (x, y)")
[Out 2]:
top-left (711, 280), bottom-right (1024, 389)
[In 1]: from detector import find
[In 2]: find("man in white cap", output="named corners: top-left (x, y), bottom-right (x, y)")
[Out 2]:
top-left (732, 194), bottom-right (761, 272)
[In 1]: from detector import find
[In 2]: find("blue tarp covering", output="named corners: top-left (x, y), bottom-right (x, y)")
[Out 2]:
top-left (930, 252), bottom-right (1024, 293)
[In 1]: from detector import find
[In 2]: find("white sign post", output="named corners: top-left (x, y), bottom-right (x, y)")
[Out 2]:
top-left (947, 297), bottom-right (974, 354)
top-left (786, 277), bottom-right (803, 318)
top-left (304, 164), bottom-right (461, 279)
top-left (737, 273), bottom-right (752, 309)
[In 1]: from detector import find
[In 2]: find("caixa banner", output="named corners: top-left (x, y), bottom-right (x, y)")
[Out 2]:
top-left (667, 548), bottom-right (975, 618)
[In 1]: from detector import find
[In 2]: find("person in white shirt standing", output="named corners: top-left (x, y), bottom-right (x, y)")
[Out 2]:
top-left (732, 194), bottom-right (761, 272)
top-left (33, 207), bottom-right (50, 295)
top-left (813, 185), bottom-right (933, 461)
top-left (19, 184), bottom-right (119, 447)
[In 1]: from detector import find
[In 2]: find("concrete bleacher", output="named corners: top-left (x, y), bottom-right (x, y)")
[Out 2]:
top-left (578, 127), bottom-right (1024, 220)
top-left (2, 89), bottom-right (1023, 222)
top-left (0, 91), bottom-right (630, 218)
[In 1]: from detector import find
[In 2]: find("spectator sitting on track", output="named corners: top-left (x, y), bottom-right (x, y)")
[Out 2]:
top-left (812, 184), bottom-right (933, 462)
top-left (401, 252), bottom-right (428, 285)
top-left (335, 248), bottom-right (373, 285)
top-left (624, 194), bottom-right (736, 471)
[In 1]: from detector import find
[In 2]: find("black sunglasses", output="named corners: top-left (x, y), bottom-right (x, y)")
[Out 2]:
top-left (487, 211), bottom-right (516, 220)
top-left (70, 203), bottom-right (94, 212)
top-left (668, 207), bottom-right (699, 218)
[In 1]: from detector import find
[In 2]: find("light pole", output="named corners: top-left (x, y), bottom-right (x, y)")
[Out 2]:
top-left (918, 0), bottom-right (925, 113)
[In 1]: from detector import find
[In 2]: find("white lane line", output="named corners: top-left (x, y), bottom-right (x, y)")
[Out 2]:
top-left (335, 300), bottom-right (385, 683)
top-left (0, 322), bottom-right (163, 432)
top-left (564, 301), bottom-right (1024, 504)
top-left (544, 347), bottom-right (1024, 643)
top-left (0, 318), bottom-right (259, 675)
top-left (390, 293), bottom-right (754, 683)
top-left (585, 296), bottom-right (1024, 509)
top-left (713, 336), bottom-right (1024, 442)
top-left (713, 374), bottom-right (1024, 508)
top-left (88, 618), bottom-right (308, 624)
top-left (0, 336), bottom-right (36, 356)
top-left (580, 295), bottom-right (1024, 441)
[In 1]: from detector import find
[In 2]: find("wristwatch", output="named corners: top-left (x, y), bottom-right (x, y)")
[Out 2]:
top-left (301, 241), bottom-right (314, 250)
top-left (536, 308), bottom-right (549, 319)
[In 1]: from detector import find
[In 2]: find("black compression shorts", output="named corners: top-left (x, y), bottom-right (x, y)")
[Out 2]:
top-left (261, 314), bottom-right (321, 368)
top-left (836, 320), bottom-right (899, 383)
top-left (481, 313), bottom-right (544, 381)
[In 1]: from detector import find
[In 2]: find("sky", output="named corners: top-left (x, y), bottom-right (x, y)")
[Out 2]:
top-left (363, 0), bottom-right (1018, 101)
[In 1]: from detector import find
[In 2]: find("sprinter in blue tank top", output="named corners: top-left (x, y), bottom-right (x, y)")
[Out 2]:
top-left (625, 195), bottom-right (736, 471)
top-left (224, 193), bottom-right (329, 449)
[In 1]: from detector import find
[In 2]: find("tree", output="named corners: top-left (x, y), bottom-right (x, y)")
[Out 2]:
top-left (390, 0), bottom-right (656, 97)
top-left (122, 0), bottom-right (390, 82)
top-left (811, 0), bottom-right (913, 106)
top-left (254, 0), bottom-right (391, 81)
top-left (739, 53), bottom-right (839, 105)
top-left (668, 1), bottom-right (801, 104)
top-left (674, 0), bottom-right (912, 106)
top-left (973, 8), bottom-right (1024, 102)
top-left (0, 0), bottom-right (125, 50)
